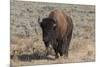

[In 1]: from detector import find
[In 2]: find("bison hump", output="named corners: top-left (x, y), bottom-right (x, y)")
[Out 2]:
top-left (49, 10), bottom-right (68, 38)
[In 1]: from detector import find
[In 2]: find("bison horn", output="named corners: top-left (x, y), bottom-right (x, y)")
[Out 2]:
top-left (53, 23), bottom-right (56, 27)
top-left (38, 16), bottom-right (42, 24)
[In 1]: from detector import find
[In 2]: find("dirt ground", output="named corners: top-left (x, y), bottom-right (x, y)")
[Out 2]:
top-left (10, 1), bottom-right (95, 66)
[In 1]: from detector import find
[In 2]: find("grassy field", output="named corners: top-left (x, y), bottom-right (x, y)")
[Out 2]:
top-left (10, 1), bottom-right (95, 66)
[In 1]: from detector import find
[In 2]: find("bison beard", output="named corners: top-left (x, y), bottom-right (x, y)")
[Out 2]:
top-left (39, 10), bottom-right (73, 58)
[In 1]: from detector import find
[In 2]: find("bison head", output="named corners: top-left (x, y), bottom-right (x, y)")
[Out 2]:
top-left (39, 18), bottom-right (57, 45)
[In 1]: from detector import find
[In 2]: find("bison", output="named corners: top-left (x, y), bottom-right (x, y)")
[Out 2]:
top-left (38, 10), bottom-right (73, 58)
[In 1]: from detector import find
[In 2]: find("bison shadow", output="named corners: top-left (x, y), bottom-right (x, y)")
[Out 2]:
top-left (11, 52), bottom-right (55, 62)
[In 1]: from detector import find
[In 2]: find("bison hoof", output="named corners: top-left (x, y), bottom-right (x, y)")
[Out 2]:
top-left (55, 55), bottom-right (59, 59)
top-left (46, 52), bottom-right (49, 56)
top-left (63, 54), bottom-right (68, 59)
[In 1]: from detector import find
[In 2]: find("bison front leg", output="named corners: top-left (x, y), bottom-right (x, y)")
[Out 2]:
top-left (58, 39), bottom-right (69, 58)
top-left (53, 47), bottom-right (59, 58)
top-left (52, 40), bottom-right (59, 58)
top-left (44, 42), bottom-right (50, 56)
